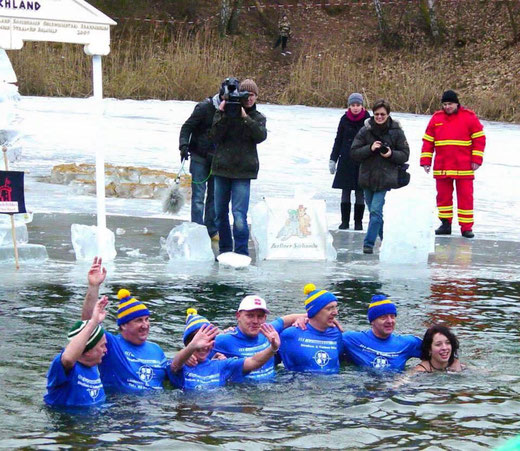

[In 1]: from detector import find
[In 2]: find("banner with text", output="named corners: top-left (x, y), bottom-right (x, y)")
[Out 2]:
top-left (0, 170), bottom-right (26, 214)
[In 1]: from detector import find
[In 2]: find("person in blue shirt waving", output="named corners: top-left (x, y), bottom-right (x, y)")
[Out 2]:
top-left (212, 295), bottom-right (307, 382)
top-left (170, 309), bottom-right (281, 390)
top-left (278, 284), bottom-right (344, 374)
top-left (81, 257), bottom-right (174, 394)
top-left (44, 296), bottom-right (109, 408)
top-left (342, 294), bottom-right (422, 372)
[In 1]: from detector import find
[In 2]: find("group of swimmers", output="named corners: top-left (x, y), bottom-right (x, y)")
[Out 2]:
top-left (44, 257), bottom-right (463, 408)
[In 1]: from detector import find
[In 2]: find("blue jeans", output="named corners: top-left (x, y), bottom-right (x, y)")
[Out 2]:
top-left (363, 189), bottom-right (386, 248)
top-left (214, 176), bottom-right (251, 255)
top-left (190, 159), bottom-right (217, 237)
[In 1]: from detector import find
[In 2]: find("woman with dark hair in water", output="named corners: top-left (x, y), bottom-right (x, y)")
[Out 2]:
top-left (414, 325), bottom-right (463, 373)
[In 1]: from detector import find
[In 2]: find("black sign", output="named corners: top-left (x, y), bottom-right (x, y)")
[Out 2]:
top-left (0, 170), bottom-right (26, 214)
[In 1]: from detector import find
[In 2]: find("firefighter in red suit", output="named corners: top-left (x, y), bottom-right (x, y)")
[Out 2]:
top-left (420, 90), bottom-right (486, 238)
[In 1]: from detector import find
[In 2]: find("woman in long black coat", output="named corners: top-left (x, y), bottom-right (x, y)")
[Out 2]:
top-left (329, 92), bottom-right (370, 230)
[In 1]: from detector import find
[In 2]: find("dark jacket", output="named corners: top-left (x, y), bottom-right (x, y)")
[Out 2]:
top-left (179, 97), bottom-right (217, 162)
top-left (350, 117), bottom-right (410, 191)
top-left (209, 105), bottom-right (267, 179)
top-left (330, 110), bottom-right (371, 190)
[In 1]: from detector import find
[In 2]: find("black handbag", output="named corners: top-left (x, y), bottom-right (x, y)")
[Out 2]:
top-left (397, 163), bottom-right (410, 188)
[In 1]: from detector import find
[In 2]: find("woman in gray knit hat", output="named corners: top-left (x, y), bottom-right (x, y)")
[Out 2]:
top-left (329, 92), bottom-right (370, 230)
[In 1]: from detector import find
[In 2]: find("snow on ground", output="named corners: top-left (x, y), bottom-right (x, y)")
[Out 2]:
top-left (5, 95), bottom-right (520, 242)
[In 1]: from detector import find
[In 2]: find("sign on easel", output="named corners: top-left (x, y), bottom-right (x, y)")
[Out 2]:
top-left (0, 170), bottom-right (26, 214)
top-left (252, 198), bottom-right (336, 261)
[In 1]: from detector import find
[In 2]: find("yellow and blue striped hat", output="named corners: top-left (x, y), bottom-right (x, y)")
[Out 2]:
top-left (303, 283), bottom-right (337, 318)
top-left (367, 294), bottom-right (397, 323)
top-left (116, 289), bottom-right (150, 326)
top-left (183, 308), bottom-right (211, 344)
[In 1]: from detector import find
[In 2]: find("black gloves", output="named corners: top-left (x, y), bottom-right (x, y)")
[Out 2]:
top-left (180, 144), bottom-right (189, 161)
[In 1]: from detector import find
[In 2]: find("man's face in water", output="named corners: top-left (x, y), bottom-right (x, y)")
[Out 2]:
top-left (236, 309), bottom-right (267, 337)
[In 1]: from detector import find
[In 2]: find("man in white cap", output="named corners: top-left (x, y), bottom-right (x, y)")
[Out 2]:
top-left (212, 295), bottom-right (306, 382)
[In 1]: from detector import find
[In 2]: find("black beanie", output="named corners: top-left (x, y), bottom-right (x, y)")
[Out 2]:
top-left (441, 90), bottom-right (459, 104)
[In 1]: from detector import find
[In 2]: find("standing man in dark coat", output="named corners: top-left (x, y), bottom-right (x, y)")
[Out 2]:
top-left (329, 92), bottom-right (370, 230)
top-left (351, 99), bottom-right (410, 254)
top-left (210, 79), bottom-right (267, 256)
top-left (179, 83), bottom-right (225, 239)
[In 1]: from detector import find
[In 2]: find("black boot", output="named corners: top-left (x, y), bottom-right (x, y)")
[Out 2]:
top-left (435, 219), bottom-right (452, 235)
top-left (339, 202), bottom-right (351, 230)
top-left (354, 204), bottom-right (365, 230)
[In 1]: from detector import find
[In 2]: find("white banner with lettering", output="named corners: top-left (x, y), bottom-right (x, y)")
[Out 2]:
top-left (251, 198), bottom-right (336, 261)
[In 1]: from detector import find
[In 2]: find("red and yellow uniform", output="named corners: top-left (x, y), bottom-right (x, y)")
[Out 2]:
top-left (420, 107), bottom-right (485, 232)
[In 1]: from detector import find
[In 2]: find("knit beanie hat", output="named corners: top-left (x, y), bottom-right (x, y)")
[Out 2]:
top-left (348, 92), bottom-right (364, 106)
top-left (68, 320), bottom-right (105, 352)
top-left (116, 289), bottom-right (150, 326)
top-left (367, 294), bottom-right (397, 323)
top-left (183, 308), bottom-right (212, 344)
top-left (239, 79), bottom-right (258, 96)
top-left (441, 90), bottom-right (459, 104)
top-left (303, 283), bottom-right (338, 318)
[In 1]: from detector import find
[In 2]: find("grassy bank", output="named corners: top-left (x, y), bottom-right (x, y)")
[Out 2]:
top-left (7, 2), bottom-right (520, 122)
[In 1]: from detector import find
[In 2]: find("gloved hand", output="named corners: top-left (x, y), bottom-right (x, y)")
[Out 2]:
top-left (329, 160), bottom-right (336, 174)
top-left (180, 144), bottom-right (189, 161)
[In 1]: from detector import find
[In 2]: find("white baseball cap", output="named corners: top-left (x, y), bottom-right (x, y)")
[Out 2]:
top-left (237, 295), bottom-right (270, 313)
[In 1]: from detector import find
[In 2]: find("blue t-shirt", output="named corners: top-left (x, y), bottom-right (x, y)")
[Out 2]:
top-left (44, 353), bottom-right (105, 407)
top-left (342, 330), bottom-right (422, 372)
top-left (213, 317), bottom-right (284, 382)
top-left (99, 332), bottom-right (170, 393)
top-left (170, 357), bottom-right (245, 391)
top-left (278, 324), bottom-right (343, 374)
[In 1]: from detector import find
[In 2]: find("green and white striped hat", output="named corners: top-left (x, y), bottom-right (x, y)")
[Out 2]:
top-left (67, 320), bottom-right (105, 352)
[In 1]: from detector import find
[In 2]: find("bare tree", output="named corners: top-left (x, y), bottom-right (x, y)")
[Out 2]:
top-left (420, 0), bottom-right (440, 40)
top-left (219, 0), bottom-right (243, 36)
top-left (373, 0), bottom-right (390, 36)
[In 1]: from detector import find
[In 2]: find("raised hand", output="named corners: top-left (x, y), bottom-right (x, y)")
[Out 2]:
top-left (190, 324), bottom-right (219, 351)
top-left (87, 256), bottom-right (107, 287)
top-left (259, 323), bottom-right (280, 352)
top-left (91, 295), bottom-right (109, 324)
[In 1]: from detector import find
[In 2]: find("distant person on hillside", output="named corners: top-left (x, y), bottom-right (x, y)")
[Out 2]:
top-left (350, 99), bottom-right (410, 254)
top-left (329, 92), bottom-right (370, 230)
top-left (179, 80), bottom-right (227, 240)
top-left (420, 90), bottom-right (486, 238)
top-left (273, 14), bottom-right (292, 55)
top-left (209, 78), bottom-right (267, 256)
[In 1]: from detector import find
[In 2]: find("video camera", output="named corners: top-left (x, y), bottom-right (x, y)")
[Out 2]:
top-left (220, 77), bottom-right (250, 118)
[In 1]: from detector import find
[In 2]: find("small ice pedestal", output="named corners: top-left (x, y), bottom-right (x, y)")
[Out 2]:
top-left (160, 222), bottom-right (214, 261)
top-left (0, 243), bottom-right (48, 263)
top-left (0, 214), bottom-right (29, 246)
top-left (71, 224), bottom-right (117, 261)
top-left (379, 190), bottom-right (435, 265)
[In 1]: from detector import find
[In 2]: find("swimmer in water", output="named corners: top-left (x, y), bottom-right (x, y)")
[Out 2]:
top-left (170, 309), bottom-right (280, 390)
top-left (413, 325), bottom-right (464, 373)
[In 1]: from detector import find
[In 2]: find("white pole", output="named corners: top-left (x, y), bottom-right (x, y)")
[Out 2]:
top-left (92, 55), bottom-right (107, 255)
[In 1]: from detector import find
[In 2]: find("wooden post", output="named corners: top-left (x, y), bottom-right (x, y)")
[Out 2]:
top-left (2, 145), bottom-right (19, 269)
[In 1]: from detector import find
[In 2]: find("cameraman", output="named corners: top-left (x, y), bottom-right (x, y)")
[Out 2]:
top-left (350, 99), bottom-right (410, 254)
top-left (210, 79), bottom-right (267, 256)
top-left (178, 82), bottom-right (226, 239)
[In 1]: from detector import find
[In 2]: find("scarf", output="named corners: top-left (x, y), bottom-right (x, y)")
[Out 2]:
top-left (346, 108), bottom-right (366, 122)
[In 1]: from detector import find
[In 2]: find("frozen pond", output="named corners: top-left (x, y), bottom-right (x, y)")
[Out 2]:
top-left (1, 96), bottom-right (520, 449)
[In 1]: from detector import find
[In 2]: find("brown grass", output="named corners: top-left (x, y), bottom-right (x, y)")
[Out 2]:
top-left (7, 25), bottom-right (520, 122)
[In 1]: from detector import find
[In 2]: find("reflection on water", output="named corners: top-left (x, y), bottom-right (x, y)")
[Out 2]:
top-left (1, 262), bottom-right (520, 449)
